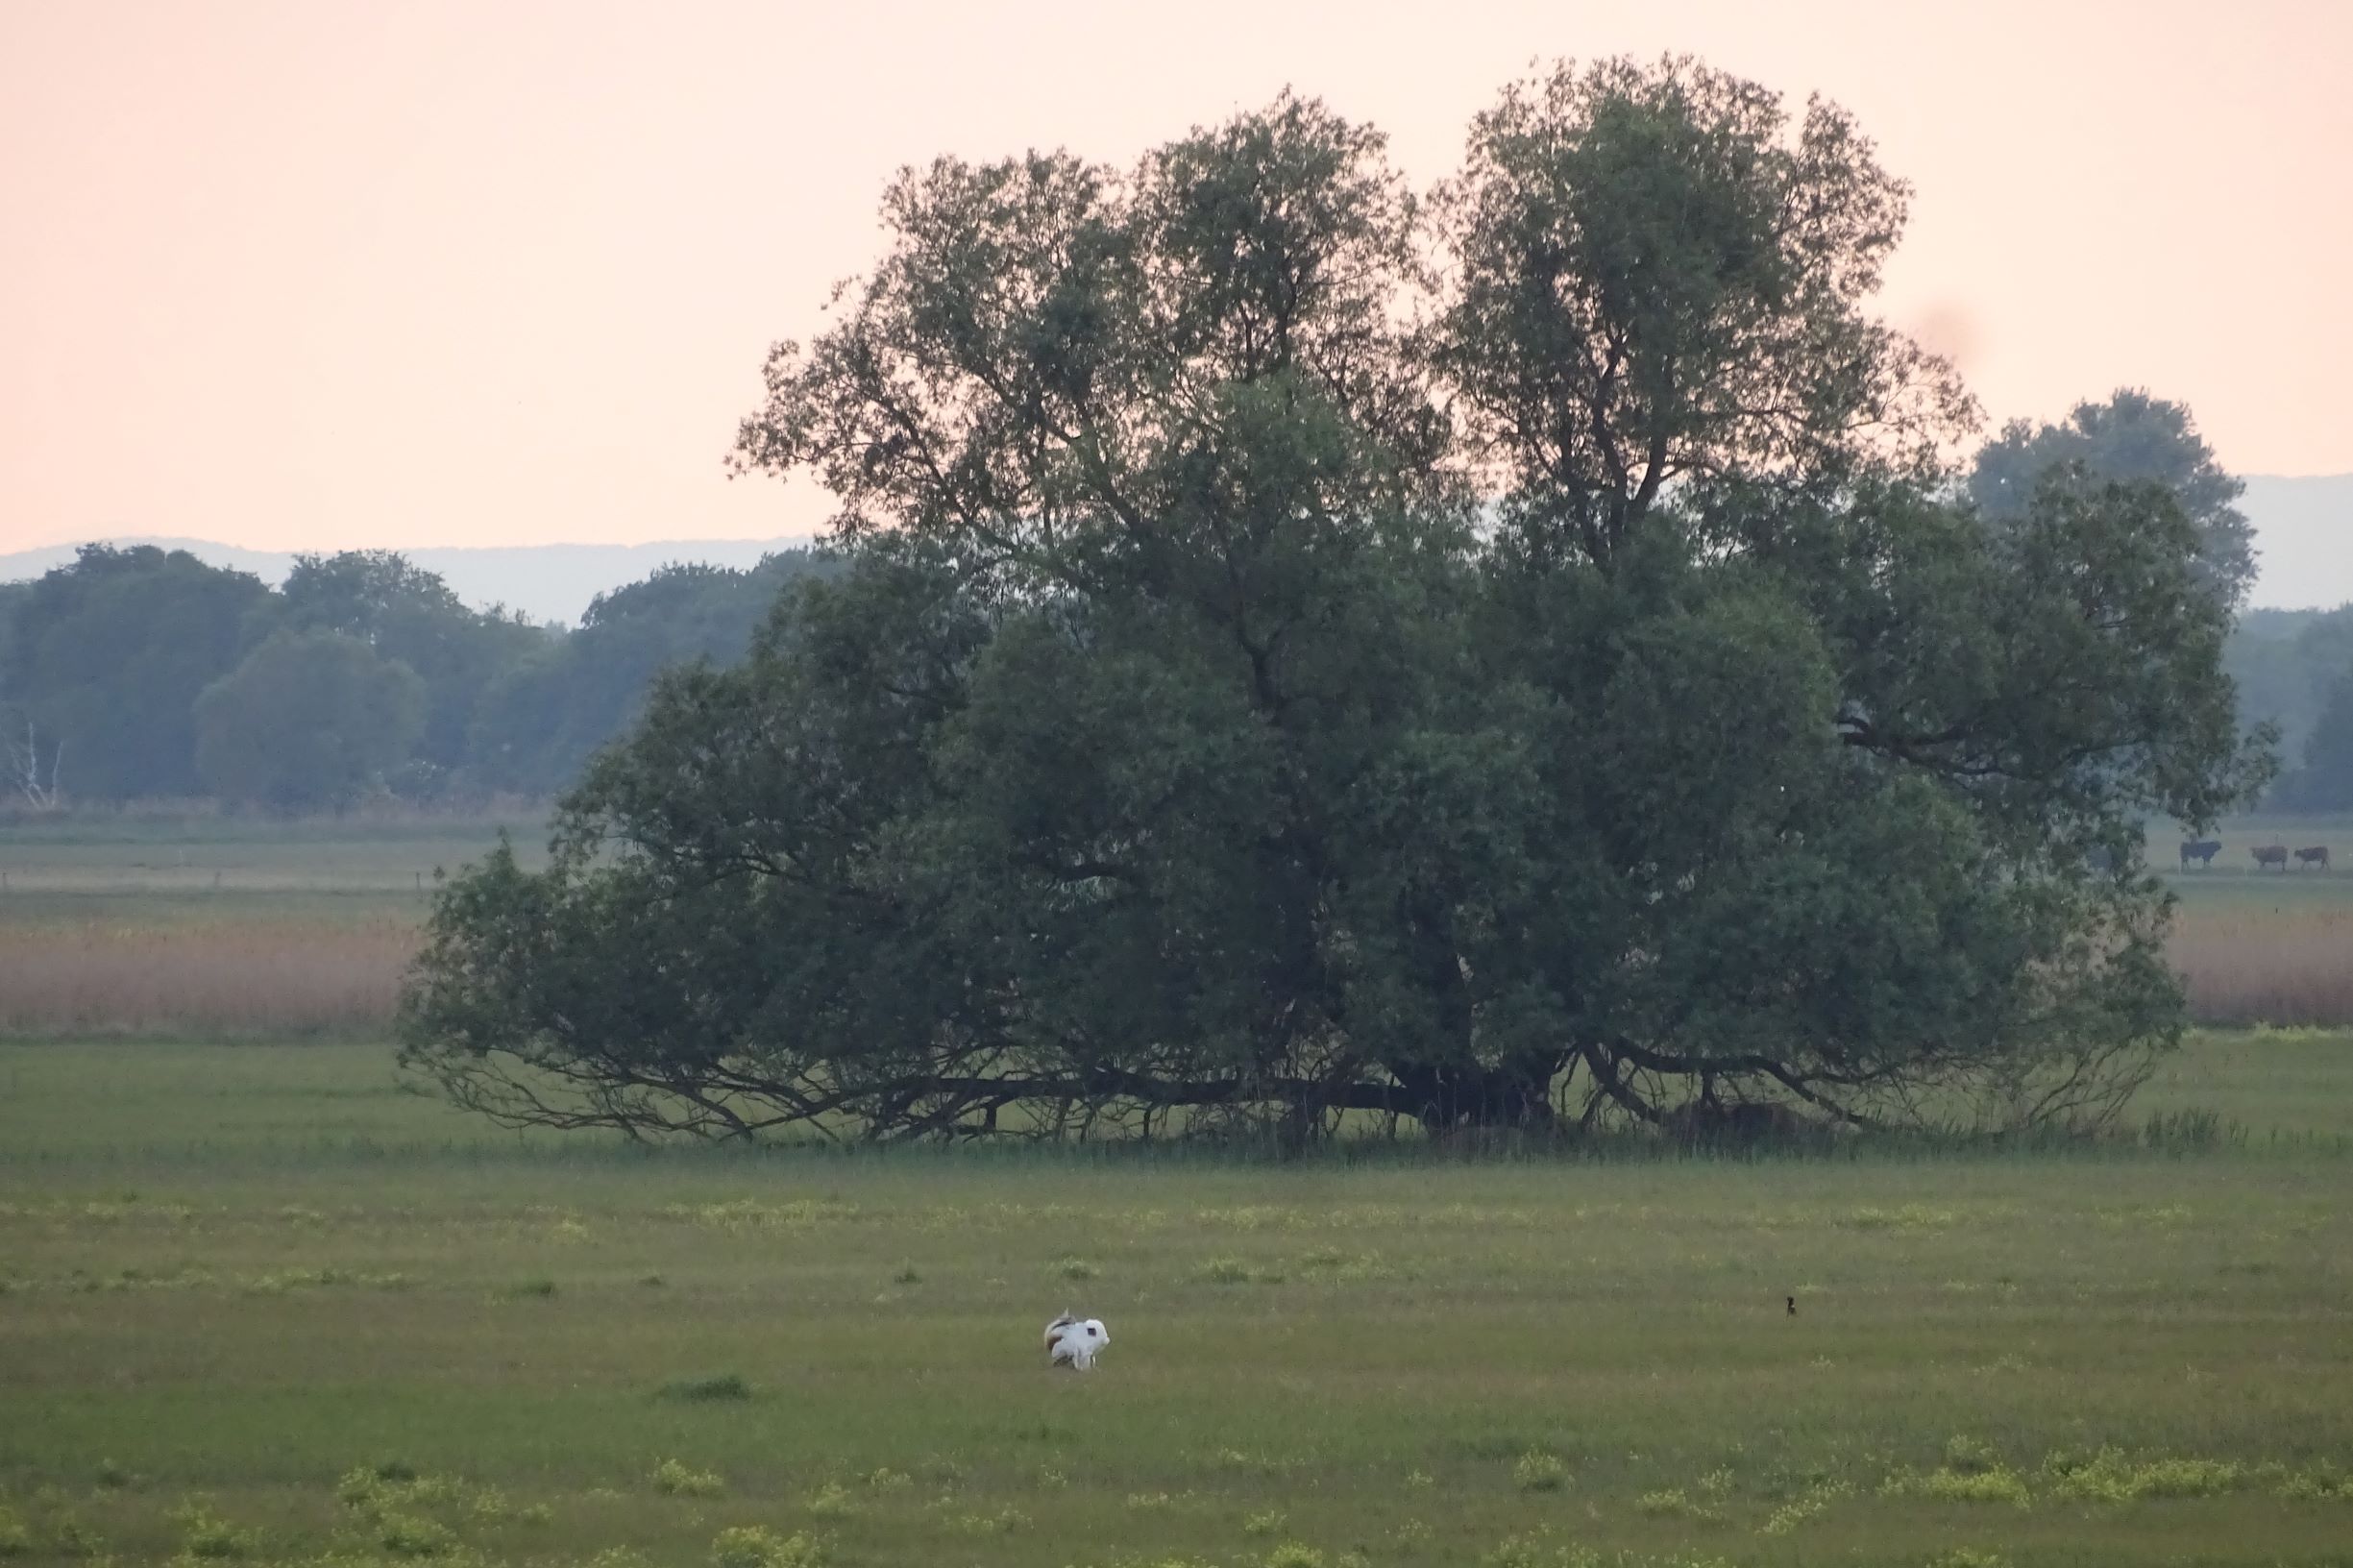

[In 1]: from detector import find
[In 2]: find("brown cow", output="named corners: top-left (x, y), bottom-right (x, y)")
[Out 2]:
top-left (2253, 845), bottom-right (2290, 871)
top-left (2294, 845), bottom-right (2331, 871)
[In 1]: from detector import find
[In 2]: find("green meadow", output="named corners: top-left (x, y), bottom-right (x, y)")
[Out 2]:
top-left (4, 1035), bottom-right (2352, 1568)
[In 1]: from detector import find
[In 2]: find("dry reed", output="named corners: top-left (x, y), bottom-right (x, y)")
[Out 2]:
top-left (0, 919), bottom-right (418, 1037)
top-left (2170, 906), bottom-right (2353, 1027)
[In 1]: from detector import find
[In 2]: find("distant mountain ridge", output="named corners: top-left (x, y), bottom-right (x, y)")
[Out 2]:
top-left (3, 473), bottom-right (2344, 621)
top-left (0, 535), bottom-right (817, 627)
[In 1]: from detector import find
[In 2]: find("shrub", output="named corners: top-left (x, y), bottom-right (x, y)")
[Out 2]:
top-left (652, 1459), bottom-right (726, 1499)
top-left (803, 1482), bottom-right (854, 1518)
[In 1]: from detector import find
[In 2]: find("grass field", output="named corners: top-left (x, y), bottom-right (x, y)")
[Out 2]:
top-left (3, 1036), bottom-right (2352, 1568)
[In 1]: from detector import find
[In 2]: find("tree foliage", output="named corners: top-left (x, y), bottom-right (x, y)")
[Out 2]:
top-left (1969, 389), bottom-right (2256, 608)
top-left (194, 630), bottom-right (427, 812)
top-left (400, 59), bottom-right (2269, 1144)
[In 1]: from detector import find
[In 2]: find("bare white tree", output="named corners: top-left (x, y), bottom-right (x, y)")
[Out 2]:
top-left (6, 718), bottom-right (63, 809)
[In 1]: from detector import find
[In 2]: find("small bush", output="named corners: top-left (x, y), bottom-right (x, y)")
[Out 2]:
top-left (803, 1482), bottom-right (854, 1518)
top-left (711, 1525), bottom-right (822, 1568)
top-left (1513, 1451), bottom-right (1568, 1492)
top-left (652, 1459), bottom-right (726, 1499)
top-left (660, 1374), bottom-right (754, 1403)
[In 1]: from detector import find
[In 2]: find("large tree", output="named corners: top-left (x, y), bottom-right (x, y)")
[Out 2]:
top-left (402, 60), bottom-right (2267, 1145)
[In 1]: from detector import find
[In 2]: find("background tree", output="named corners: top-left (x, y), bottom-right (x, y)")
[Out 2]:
top-left (402, 61), bottom-right (2267, 1146)
top-left (1968, 388), bottom-right (2256, 607)
top-left (466, 552), bottom-right (835, 795)
top-left (268, 550), bottom-right (547, 790)
top-left (2, 545), bottom-right (271, 799)
top-left (194, 630), bottom-right (426, 812)
top-left (2270, 665), bottom-right (2353, 810)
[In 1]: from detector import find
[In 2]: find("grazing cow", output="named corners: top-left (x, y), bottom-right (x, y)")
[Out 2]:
top-left (2180, 839), bottom-right (2222, 868)
top-left (2295, 845), bottom-right (2331, 871)
top-left (2253, 845), bottom-right (2290, 871)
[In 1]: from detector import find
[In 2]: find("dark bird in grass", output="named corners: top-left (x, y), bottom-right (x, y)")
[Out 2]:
top-left (1786, 1296), bottom-right (1797, 1316)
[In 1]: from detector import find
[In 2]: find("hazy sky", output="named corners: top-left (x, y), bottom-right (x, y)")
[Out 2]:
top-left (3, 0), bottom-right (2346, 556)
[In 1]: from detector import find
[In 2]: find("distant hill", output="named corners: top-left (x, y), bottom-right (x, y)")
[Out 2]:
top-left (0, 535), bottom-right (817, 626)
top-left (2, 474), bottom-right (2343, 620)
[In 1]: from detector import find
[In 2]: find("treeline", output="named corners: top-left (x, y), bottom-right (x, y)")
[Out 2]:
top-left (0, 544), bottom-right (835, 811)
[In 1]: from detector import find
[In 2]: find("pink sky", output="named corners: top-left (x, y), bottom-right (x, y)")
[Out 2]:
top-left (3, 0), bottom-right (2346, 554)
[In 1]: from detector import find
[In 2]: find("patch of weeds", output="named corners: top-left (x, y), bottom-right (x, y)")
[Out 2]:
top-left (1757, 1480), bottom-right (1851, 1535)
top-left (803, 1482), bottom-right (854, 1518)
top-left (1944, 1435), bottom-right (2001, 1473)
top-left (1883, 1466), bottom-right (2031, 1507)
top-left (1406, 1471), bottom-right (1434, 1490)
top-left (94, 1459), bottom-right (130, 1491)
top-left (502, 1278), bottom-right (558, 1300)
top-left (47, 1515), bottom-right (103, 1559)
top-left (710, 1525), bottom-right (822, 1568)
top-left (891, 1262), bottom-right (921, 1285)
top-left (659, 1373), bottom-right (754, 1403)
top-left (1053, 1258), bottom-right (1096, 1282)
top-left (863, 1468), bottom-right (912, 1492)
top-left (1513, 1451), bottom-right (1569, 1492)
top-left (2040, 1447), bottom-right (2241, 1502)
top-left (950, 1507), bottom-right (1028, 1535)
top-left (1199, 1257), bottom-right (1258, 1285)
top-left (1696, 1468), bottom-right (1735, 1500)
top-left (1243, 1508), bottom-right (1287, 1536)
top-left (1125, 1492), bottom-right (1176, 1509)
top-left (1837, 1204), bottom-right (1957, 1232)
top-left (515, 1503), bottom-right (553, 1527)
top-left (1633, 1487), bottom-right (1716, 1520)
top-left (376, 1512), bottom-right (459, 1557)
top-left (2272, 1463), bottom-right (2351, 1501)
top-left (170, 1502), bottom-right (258, 1560)
top-left (652, 1459), bottom-right (726, 1499)
top-left (0, 1507), bottom-right (28, 1557)
top-left (1263, 1546), bottom-right (1324, 1568)
top-left (1926, 1552), bottom-right (2010, 1568)
top-left (638, 1274), bottom-right (668, 1288)
top-left (1482, 1530), bottom-right (1601, 1568)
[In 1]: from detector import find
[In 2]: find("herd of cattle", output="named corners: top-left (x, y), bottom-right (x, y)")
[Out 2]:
top-left (2178, 839), bottom-right (2331, 871)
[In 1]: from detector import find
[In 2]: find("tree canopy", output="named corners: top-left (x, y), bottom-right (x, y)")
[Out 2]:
top-left (396, 59), bottom-right (2269, 1143)
top-left (194, 630), bottom-right (428, 812)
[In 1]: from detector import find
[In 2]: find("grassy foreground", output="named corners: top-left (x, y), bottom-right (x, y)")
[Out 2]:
top-left (3, 1040), bottom-right (2352, 1568)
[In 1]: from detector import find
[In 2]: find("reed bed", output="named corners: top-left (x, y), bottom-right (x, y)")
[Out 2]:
top-left (0, 917), bottom-right (418, 1038)
top-left (2170, 903), bottom-right (2353, 1026)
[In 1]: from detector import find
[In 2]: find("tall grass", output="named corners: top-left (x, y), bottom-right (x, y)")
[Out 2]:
top-left (2170, 905), bottom-right (2353, 1025)
top-left (0, 919), bottom-right (416, 1037)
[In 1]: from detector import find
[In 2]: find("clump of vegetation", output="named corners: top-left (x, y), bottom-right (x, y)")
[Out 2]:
top-left (375, 1511), bottom-right (460, 1557)
top-left (1243, 1508), bottom-right (1287, 1536)
top-left (1262, 1545), bottom-right (1325, 1568)
top-left (651, 1459), bottom-right (726, 1499)
top-left (1883, 1465), bottom-right (2033, 1507)
top-left (1758, 1480), bottom-right (1852, 1535)
top-left (1513, 1451), bottom-right (1569, 1492)
top-left (802, 1482), bottom-right (854, 1518)
top-left (170, 1501), bottom-right (259, 1560)
top-left (1632, 1487), bottom-right (1716, 1519)
top-left (2041, 1448), bottom-right (2243, 1502)
top-left (0, 1507), bottom-right (29, 1558)
top-left (658, 1373), bottom-right (753, 1403)
top-left (891, 1262), bottom-right (921, 1285)
top-left (710, 1525), bottom-right (822, 1568)
top-left (502, 1277), bottom-right (557, 1300)
top-left (1052, 1258), bottom-right (1095, 1282)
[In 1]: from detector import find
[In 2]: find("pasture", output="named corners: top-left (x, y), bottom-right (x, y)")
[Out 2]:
top-left (2, 1038), bottom-right (2352, 1568)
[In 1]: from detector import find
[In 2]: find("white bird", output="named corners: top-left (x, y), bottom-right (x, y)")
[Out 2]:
top-left (1043, 1311), bottom-right (1110, 1371)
